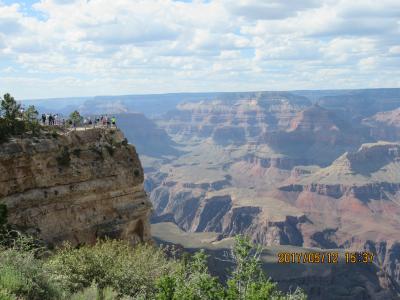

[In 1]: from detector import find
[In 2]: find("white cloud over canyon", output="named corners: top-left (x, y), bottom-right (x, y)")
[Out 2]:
top-left (0, 0), bottom-right (399, 98)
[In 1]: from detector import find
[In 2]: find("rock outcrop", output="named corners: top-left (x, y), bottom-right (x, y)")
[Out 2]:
top-left (363, 107), bottom-right (400, 141)
top-left (0, 128), bottom-right (152, 246)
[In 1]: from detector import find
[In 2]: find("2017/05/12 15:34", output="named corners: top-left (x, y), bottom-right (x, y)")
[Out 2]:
top-left (277, 251), bottom-right (374, 264)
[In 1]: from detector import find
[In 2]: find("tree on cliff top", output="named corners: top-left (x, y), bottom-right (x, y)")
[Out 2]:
top-left (0, 93), bottom-right (24, 138)
top-left (69, 110), bottom-right (82, 126)
top-left (0, 93), bottom-right (41, 142)
top-left (0, 93), bottom-right (21, 121)
top-left (23, 106), bottom-right (40, 136)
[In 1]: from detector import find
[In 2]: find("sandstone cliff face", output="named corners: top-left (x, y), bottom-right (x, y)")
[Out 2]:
top-left (0, 128), bottom-right (152, 246)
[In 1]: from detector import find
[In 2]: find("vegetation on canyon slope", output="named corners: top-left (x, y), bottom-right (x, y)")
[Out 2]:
top-left (0, 216), bottom-right (306, 300)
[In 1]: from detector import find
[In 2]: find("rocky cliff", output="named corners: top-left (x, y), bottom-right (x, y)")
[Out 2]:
top-left (0, 128), bottom-right (152, 246)
top-left (363, 107), bottom-right (400, 141)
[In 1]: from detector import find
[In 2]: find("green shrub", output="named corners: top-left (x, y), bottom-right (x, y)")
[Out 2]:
top-left (0, 248), bottom-right (62, 300)
top-left (134, 168), bottom-right (141, 177)
top-left (23, 106), bottom-right (40, 136)
top-left (155, 236), bottom-right (308, 300)
top-left (0, 288), bottom-right (16, 300)
top-left (46, 239), bottom-right (178, 300)
top-left (0, 233), bottom-right (307, 300)
top-left (156, 250), bottom-right (225, 300)
top-left (70, 285), bottom-right (117, 300)
top-left (69, 111), bottom-right (82, 127)
top-left (225, 236), bottom-right (307, 300)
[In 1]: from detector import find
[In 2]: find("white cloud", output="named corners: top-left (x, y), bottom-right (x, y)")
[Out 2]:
top-left (389, 46), bottom-right (400, 56)
top-left (226, 0), bottom-right (321, 20)
top-left (0, 0), bottom-right (399, 99)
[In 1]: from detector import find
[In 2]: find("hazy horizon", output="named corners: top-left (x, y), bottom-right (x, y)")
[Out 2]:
top-left (18, 87), bottom-right (400, 102)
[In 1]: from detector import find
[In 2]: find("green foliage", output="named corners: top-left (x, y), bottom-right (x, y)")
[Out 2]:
top-left (0, 230), bottom-right (43, 255)
top-left (227, 235), bottom-right (266, 299)
top-left (0, 245), bottom-right (62, 300)
top-left (46, 239), bottom-right (178, 299)
top-left (69, 111), bottom-right (82, 126)
top-left (0, 232), bottom-right (307, 300)
top-left (23, 106), bottom-right (40, 136)
top-left (0, 94), bottom-right (20, 121)
top-left (69, 285), bottom-right (118, 300)
top-left (0, 94), bottom-right (41, 142)
top-left (225, 236), bottom-right (307, 300)
top-left (155, 250), bottom-right (225, 300)
top-left (56, 147), bottom-right (71, 167)
top-left (0, 288), bottom-right (16, 300)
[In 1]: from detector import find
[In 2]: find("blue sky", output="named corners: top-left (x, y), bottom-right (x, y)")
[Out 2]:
top-left (0, 0), bottom-right (399, 99)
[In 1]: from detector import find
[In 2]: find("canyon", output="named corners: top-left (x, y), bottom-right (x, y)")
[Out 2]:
top-left (127, 89), bottom-right (400, 299)
top-left (20, 88), bottom-right (400, 299)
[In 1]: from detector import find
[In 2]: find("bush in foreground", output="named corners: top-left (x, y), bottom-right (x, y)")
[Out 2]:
top-left (0, 234), bottom-right (307, 300)
top-left (46, 239), bottom-right (178, 299)
top-left (0, 246), bottom-right (61, 300)
top-left (155, 236), bottom-right (307, 300)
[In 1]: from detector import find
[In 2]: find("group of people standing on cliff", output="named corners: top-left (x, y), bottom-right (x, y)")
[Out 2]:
top-left (41, 113), bottom-right (64, 126)
top-left (40, 113), bottom-right (117, 129)
top-left (82, 115), bottom-right (117, 128)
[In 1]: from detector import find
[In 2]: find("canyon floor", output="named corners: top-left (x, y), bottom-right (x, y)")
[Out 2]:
top-left (152, 222), bottom-right (396, 300)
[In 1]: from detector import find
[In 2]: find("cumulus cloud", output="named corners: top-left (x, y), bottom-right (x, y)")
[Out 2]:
top-left (0, 0), bottom-right (399, 98)
top-left (226, 0), bottom-right (321, 20)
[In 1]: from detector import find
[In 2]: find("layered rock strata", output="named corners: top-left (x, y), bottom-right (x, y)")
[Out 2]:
top-left (0, 128), bottom-right (152, 246)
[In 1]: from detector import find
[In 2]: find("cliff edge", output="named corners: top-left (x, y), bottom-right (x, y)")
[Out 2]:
top-left (0, 128), bottom-right (152, 246)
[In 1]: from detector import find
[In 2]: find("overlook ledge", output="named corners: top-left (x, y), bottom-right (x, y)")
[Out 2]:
top-left (0, 128), bottom-right (152, 246)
